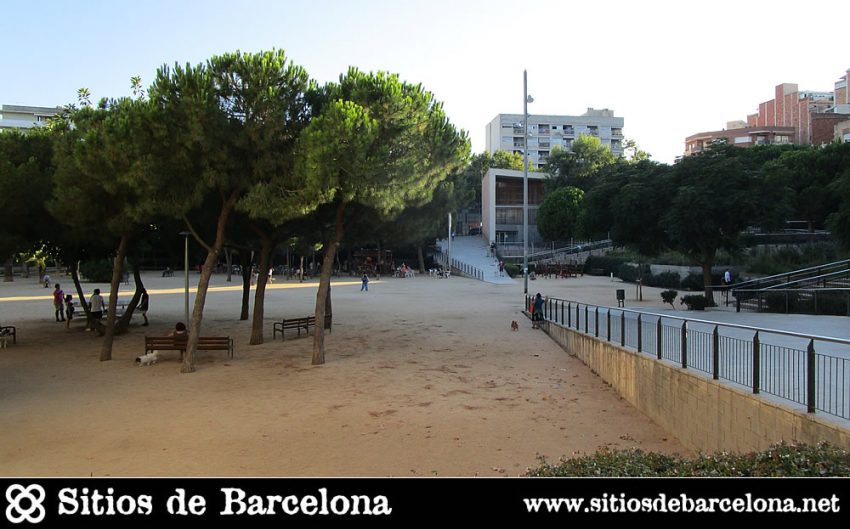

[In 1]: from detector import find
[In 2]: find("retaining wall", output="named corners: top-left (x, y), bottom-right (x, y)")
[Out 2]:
top-left (544, 322), bottom-right (850, 452)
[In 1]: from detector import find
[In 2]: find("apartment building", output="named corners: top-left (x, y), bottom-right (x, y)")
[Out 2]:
top-left (0, 104), bottom-right (60, 131)
top-left (485, 108), bottom-right (625, 169)
top-left (684, 68), bottom-right (850, 155)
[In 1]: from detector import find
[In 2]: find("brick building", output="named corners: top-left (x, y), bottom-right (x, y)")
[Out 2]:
top-left (685, 68), bottom-right (850, 155)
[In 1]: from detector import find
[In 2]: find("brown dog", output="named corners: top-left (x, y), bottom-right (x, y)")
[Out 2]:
top-left (511, 320), bottom-right (519, 332)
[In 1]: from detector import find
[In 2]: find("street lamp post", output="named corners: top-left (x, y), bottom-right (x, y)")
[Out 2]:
top-left (522, 70), bottom-right (533, 295)
top-left (179, 231), bottom-right (190, 326)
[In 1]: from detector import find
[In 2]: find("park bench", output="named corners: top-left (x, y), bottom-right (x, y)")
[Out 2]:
top-left (144, 335), bottom-right (233, 359)
top-left (0, 323), bottom-right (16, 347)
top-left (273, 314), bottom-right (332, 341)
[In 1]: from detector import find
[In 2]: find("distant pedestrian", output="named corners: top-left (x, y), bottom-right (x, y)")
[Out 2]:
top-left (499, 261), bottom-right (504, 277)
top-left (532, 293), bottom-right (545, 329)
top-left (723, 269), bottom-right (731, 286)
top-left (53, 284), bottom-right (65, 322)
top-left (64, 294), bottom-right (74, 330)
top-left (139, 288), bottom-right (149, 326)
top-left (88, 288), bottom-right (104, 331)
top-left (361, 273), bottom-right (369, 292)
top-left (42, 273), bottom-right (51, 288)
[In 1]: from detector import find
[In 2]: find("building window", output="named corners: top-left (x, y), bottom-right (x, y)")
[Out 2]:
top-left (538, 124), bottom-right (550, 134)
top-left (587, 126), bottom-right (599, 136)
top-left (495, 178), bottom-right (545, 206)
top-left (563, 126), bottom-right (574, 135)
top-left (495, 207), bottom-right (523, 224)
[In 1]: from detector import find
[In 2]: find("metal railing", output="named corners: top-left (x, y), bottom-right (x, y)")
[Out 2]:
top-left (526, 295), bottom-right (850, 421)
top-left (733, 264), bottom-right (850, 315)
top-left (433, 250), bottom-right (484, 281)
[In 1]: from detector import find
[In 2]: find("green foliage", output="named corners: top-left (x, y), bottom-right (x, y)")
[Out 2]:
top-left (680, 294), bottom-right (708, 310)
top-left (79, 259), bottom-right (118, 283)
top-left (660, 290), bottom-right (678, 308)
top-left (584, 255), bottom-right (630, 276)
top-left (544, 135), bottom-right (616, 192)
top-left (505, 263), bottom-right (521, 277)
top-left (525, 442), bottom-right (850, 477)
top-left (743, 243), bottom-right (847, 276)
top-left (490, 150), bottom-right (523, 170)
top-left (536, 186), bottom-right (583, 242)
top-left (650, 272), bottom-right (682, 289)
top-left (680, 273), bottom-right (704, 291)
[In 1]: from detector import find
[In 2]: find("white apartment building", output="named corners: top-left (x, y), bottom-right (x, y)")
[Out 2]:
top-left (0, 104), bottom-right (60, 131)
top-left (485, 108), bottom-right (625, 168)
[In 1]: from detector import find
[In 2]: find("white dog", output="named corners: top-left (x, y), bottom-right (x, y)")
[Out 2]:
top-left (135, 351), bottom-right (158, 366)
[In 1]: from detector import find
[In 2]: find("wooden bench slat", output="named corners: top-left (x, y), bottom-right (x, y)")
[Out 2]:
top-left (273, 314), bottom-right (332, 341)
top-left (144, 335), bottom-right (232, 358)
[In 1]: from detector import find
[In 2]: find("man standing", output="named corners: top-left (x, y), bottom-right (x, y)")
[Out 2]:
top-left (53, 284), bottom-right (65, 322)
top-left (360, 273), bottom-right (369, 292)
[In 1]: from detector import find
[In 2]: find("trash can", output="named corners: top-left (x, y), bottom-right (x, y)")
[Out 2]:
top-left (616, 289), bottom-right (625, 307)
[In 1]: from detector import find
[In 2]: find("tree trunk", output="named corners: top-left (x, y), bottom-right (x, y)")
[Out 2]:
top-left (225, 247), bottom-right (233, 282)
top-left (312, 201), bottom-right (346, 365)
top-left (115, 262), bottom-right (144, 334)
top-left (417, 245), bottom-right (425, 274)
top-left (183, 193), bottom-right (238, 374)
top-left (239, 250), bottom-right (251, 320)
top-left (3, 258), bottom-right (12, 282)
top-left (702, 260), bottom-right (715, 307)
top-left (70, 262), bottom-right (90, 324)
top-left (249, 234), bottom-right (273, 345)
top-left (100, 234), bottom-right (129, 361)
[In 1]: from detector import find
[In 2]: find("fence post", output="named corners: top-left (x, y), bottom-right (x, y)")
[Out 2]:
top-left (806, 339), bottom-right (815, 414)
top-left (595, 308), bottom-right (599, 338)
top-left (576, 303), bottom-right (580, 330)
top-left (560, 301), bottom-right (564, 325)
top-left (656, 317), bottom-right (662, 360)
top-left (752, 331), bottom-right (760, 394)
top-left (607, 309), bottom-right (611, 341)
top-left (681, 320), bottom-right (688, 369)
top-left (636, 314), bottom-right (642, 353)
top-left (568, 303), bottom-right (572, 328)
top-left (584, 305), bottom-right (589, 334)
top-left (620, 311), bottom-right (625, 347)
top-left (712, 325), bottom-right (719, 380)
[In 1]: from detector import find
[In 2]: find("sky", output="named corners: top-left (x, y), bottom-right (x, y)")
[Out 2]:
top-left (3, 0), bottom-right (848, 164)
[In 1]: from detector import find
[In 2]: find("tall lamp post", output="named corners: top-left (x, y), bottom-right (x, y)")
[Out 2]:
top-left (179, 231), bottom-right (190, 326)
top-left (523, 70), bottom-right (534, 295)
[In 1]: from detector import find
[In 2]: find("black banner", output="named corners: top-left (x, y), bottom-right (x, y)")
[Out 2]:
top-left (1, 477), bottom-right (846, 528)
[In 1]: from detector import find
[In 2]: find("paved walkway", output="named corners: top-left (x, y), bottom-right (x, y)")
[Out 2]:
top-left (437, 235), bottom-right (515, 285)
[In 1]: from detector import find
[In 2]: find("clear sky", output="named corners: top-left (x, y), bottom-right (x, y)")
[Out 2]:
top-left (3, 0), bottom-right (848, 164)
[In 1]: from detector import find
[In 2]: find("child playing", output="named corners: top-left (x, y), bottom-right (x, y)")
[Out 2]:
top-left (64, 294), bottom-right (74, 331)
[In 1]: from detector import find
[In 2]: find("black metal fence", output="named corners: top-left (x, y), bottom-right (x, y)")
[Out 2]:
top-left (433, 250), bottom-right (484, 281)
top-left (527, 295), bottom-right (850, 421)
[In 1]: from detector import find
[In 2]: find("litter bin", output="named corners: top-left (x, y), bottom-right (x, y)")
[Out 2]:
top-left (616, 289), bottom-right (625, 307)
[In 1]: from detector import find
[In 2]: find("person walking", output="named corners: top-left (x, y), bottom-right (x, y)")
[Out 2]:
top-left (532, 292), bottom-right (545, 329)
top-left (360, 273), bottom-right (369, 292)
top-left (139, 288), bottom-right (150, 326)
top-left (53, 284), bottom-right (65, 322)
top-left (64, 294), bottom-right (74, 331)
top-left (88, 288), bottom-right (104, 331)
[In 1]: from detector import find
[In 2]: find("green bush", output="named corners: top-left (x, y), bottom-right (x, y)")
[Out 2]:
top-left (79, 259), bottom-right (119, 283)
top-left (661, 290), bottom-right (678, 309)
top-left (585, 255), bottom-right (630, 276)
top-left (649, 271), bottom-right (681, 289)
top-left (525, 442), bottom-right (850, 477)
top-left (505, 264), bottom-right (521, 278)
top-left (680, 273), bottom-right (704, 291)
top-left (617, 263), bottom-right (639, 282)
top-left (680, 294), bottom-right (708, 310)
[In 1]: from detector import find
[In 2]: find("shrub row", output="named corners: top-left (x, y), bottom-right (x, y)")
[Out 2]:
top-left (525, 442), bottom-right (850, 477)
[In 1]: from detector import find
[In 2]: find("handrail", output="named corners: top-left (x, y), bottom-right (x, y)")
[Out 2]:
top-left (730, 259), bottom-right (850, 290)
top-left (762, 269), bottom-right (850, 290)
top-left (538, 296), bottom-right (850, 346)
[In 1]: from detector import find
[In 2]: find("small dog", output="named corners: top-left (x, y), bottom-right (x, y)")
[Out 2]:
top-left (510, 320), bottom-right (519, 332)
top-left (135, 351), bottom-right (158, 366)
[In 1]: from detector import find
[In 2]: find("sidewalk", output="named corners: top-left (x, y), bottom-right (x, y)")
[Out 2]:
top-left (438, 235), bottom-right (515, 285)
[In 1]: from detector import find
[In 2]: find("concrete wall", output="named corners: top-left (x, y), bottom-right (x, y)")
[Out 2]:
top-left (543, 322), bottom-right (850, 453)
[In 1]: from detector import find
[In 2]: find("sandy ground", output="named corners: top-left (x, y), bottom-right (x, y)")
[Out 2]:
top-left (0, 270), bottom-right (687, 477)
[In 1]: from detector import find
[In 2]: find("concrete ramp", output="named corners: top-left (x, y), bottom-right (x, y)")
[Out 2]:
top-left (437, 236), bottom-right (516, 285)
